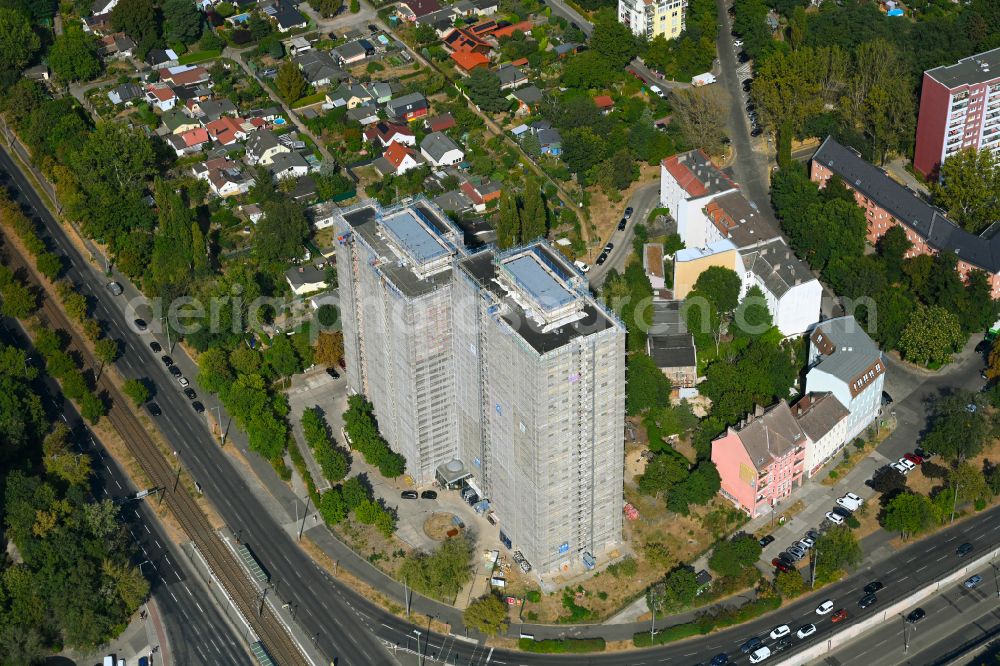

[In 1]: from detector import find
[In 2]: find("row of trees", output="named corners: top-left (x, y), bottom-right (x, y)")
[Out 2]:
top-left (301, 407), bottom-right (349, 484)
top-left (495, 179), bottom-right (548, 249)
top-left (317, 475), bottom-right (395, 537)
top-left (342, 395), bottom-right (406, 479)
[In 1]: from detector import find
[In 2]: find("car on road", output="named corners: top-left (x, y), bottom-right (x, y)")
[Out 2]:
top-left (617, 218), bottom-right (627, 231)
top-left (816, 600), bottom-right (834, 615)
top-left (623, 207), bottom-right (634, 219)
top-left (864, 581), bottom-right (884, 594)
top-left (747, 646), bottom-right (771, 663)
top-left (772, 638), bottom-right (791, 652)
top-left (964, 575), bottom-right (983, 589)
top-left (796, 624), bottom-right (817, 639)
top-left (169, 366), bottom-right (182, 377)
top-left (825, 511), bottom-right (845, 525)
top-left (191, 401), bottom-right (204, 413)
top-left (401, 491), bottom-right (418, 499)
top-left (107, 281), bottom-right (123, 296)
top-left (161, 355), bottom-right (173, 367)
top-left (906, 608), bottom-right (926, 623)
top-left (177, 376), bottom-right (189, 387)
top-left (150, 341), bottom-right (161, 353)
top-left (903, 453), bottom-right (923, 465)
top-left (604, 242), bottom-right (614, 253)
top-left (183, 388), bottom-right (196, 400)
top-left (146, 402), bottom-right (161, 416)
top-left (420, 490), bottom-right (437, 500)
top-left (758, 534), bottom-right (775, 547)
top-left (858, 593), bottom-right (877, 609)
top-left (596, 252), bottom-right (609, 265)
top-left (710, 655), bottom-right (729, 666)
top-left (769, 625), bottom-right (790, 640)
top-left (740, 637), bottom-right (763, 654)
top-left (831, 609), bottom-right (848, 623)
top-left (957, 542), bottom-right (974, 557)
top-left (133, 319), bottom-right (148, 332)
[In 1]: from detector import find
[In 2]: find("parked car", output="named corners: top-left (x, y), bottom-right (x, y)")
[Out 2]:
top-left (149, 341), bottom-right (162, 353)
top-left (898, 457), bottom-right (917, 472)
top-left (787, 546), bottom-right (806, 560)
top-left (890, 462), bottom-right (910, 475)
top-left (623, 206), bottom-right (634, 219)
top-left (864, 581), bottom-right (884, 594)
top-left (169, 366), bottom-right (182, 377)
top-left (420, 490), bottom-right (437, 500)
top-left (903, 453), bottom-right (924, 465)
top-left (183, 388), bottom-right (196, 400)
top-left (134, 319), bottom-right (148, 332)
top-left (604, 242), bottom-right (614, 253)
top-left (796, 624), bottom-right (817, 639)
top-left (758, 535), bottom-right (775, 547)
top-left (401, 491), bottom-right (418, 499)
top-left (750, 126), bottom-right (763, 137)
top-left (147, 402), bottom-right (161, 416)
top-left (161, 355), bottom-right (173, 367)
top-left (831, 609), bottom-right (848, 623)
top-left (617, 218), bottom-right (627, 231)
top-left (177, 376), bottom-right (189, 387)
top-left (769, 625), bottom-right (790, 640)
top-left (794, 539), bottom-right (812, 551)
top-left (740, 637), bottom-right (763, 654)
top-left (964, 575), bottom-right (983, 589)
top-left (825, 511), bottom-right (845, 525)
top-left (466, 493), bottom-right (480, 505)
top-left (775, 558), bottom-right (794, 572)
top-left (192, 401), bottom-right (204, 413)
top-left (914, 448), bottom-right (935, 460)
top-left (326, 366), bottom-right (340, 379)
top-left (906, 608), bottom-right (926, 623)
top-left (107, 281), bottom-right (123, 296)
top-left (858, 593), bottom-right (877, 609)
top-left (957, 542), bottom-right (974, 557)
top-left (816, 600), bottom-right (834, 615)
top-left (800, 536), bottom-right (815, 548)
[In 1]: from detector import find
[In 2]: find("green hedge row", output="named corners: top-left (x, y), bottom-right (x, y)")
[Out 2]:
top-left (517, 637), bottom-right (606, 653)
top-left (633, 597), bottom-right (782, 647)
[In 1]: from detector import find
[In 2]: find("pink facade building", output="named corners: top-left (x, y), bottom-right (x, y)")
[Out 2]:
top-left (811, 137), bottom-right (1000, 298)
top-left (913, 48), bottom-right (1000, 179)
top-left (711, 402), bottom-right (807, 519)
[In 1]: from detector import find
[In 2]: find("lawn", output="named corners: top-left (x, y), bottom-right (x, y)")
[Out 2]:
top-left (178, 49), bottom-right (222, 65)
top-left (292, 92), bottom-right (329, 108)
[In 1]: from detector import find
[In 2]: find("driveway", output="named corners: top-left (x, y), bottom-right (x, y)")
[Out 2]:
top-left (589, 181), bottom-right (661, 288)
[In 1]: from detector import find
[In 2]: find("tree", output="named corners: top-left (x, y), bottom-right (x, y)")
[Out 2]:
top-left (0, 281), bottom-right (37, 319)
top-left (692, 266), bottom-right (741, 314)
top-left (733, 285), bottom-right (773, 338)
top-left (93, 337), bottom-right (120, 378)
top-left (464, 594), bottom-right (508, 637)
top-left (709, 534), bottom-right (762, 578)
top-left (80, 392), bottom-right (106, 424)
top-left (48, 25), bottom-right (101, 82)
top-left (275, 61), bottom-right (308, 103)
top-left (751, 47), bottom-right (824, 131)
top-left (842, 40), bottom-right (914, 164)
top-left (313, 331), bottom-right (344, 368)
top-left (876, 225), bottom-right (912, 283)
top-left (495, 191), bottom-right (519, 249)
top-left (350, 0), bottom-right (359, 12)
top-left (122, 378), bottom-right (150, 405)
top-left (949, 461), bottom-right (992, 505)
top-left (319, 487), bottom-right (348, 524)
top-left (197, 347), bottom-right (232, 393)
top-left (931, 147), bottom-right (1000, 234)
top-left (813, 525), bottom-right (862, 581)
top-left (465, 68), bottom-right (509, 113)
top-left (264, 334), bottom-right (301, 377)
top-left (111, 0), bottom-right (161, 58)
top-left (589, 14), bottom-right (637, 69)
top-left (638, 450), bottom-right (689, 497)
top-left (35, 252), bottom-right (63, 281)
top-left (921, 394), bottom-right (992, 463)
top-left (881, 492), bottom-right (937, 540)
top-left (163, 0), bottom-right (202, 44)
top-left (671, 87), bottom-right (728, 156)
top-left (626, 352), bottom-right (671, 416)
top-left (775, 570), bottom-right (806, 598)
top-left (898, 304), bottom-right (965, 367)
top-left (256, 199), bottom-right (309, 262)
top-left (399, 536), bottom-right (473, 601)
top-left (0, 8), bottom-right (40, 75)
top-left (519, 179), bottom-right (546, 242)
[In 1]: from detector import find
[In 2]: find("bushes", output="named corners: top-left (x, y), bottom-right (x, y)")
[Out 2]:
top-left (517, 638), bottom-right (606, 653)
top-left (632, 597), bottom-right (781, 647)
top-left (301, 407), bottom-right (349, 483)
top-left (607, 556), bottom-right (638, 578)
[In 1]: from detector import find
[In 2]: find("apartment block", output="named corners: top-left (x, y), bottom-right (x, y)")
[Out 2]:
top-left (913, 48), bottom-right (1000, 178)
top-left (454, 244), bottom-right (626, 574)
top-left (811, 136), bottom-right (1000, 298)
top-left (618, 0), bottom-right (687, 40)
top-left (660, 151), bottom-right (737, 247)
top-left (336, 199), bottom-right (626, 574)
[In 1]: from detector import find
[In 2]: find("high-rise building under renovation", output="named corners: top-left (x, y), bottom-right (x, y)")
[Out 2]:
top-left (334, 199), bottom-right (626, 574)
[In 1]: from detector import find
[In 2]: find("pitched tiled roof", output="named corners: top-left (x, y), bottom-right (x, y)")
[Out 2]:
top-left (661, 150), bottom-right (734, 199)
top-left (451, 50), bottom-right (490, 71)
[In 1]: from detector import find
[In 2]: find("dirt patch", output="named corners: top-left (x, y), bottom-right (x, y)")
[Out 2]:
top-left (585, 163), bottom-right (660, 255)
top-left (424, 512), bottom-right (460, 541)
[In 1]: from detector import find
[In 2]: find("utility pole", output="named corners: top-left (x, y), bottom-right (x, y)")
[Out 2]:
top-left (901, 614), bottom-right (908, 653)
top-left (650, 606), bottom-right (655, 642)
top-left (258, 588), bottom-right (267, 617)
top-left (413, 630), bottom-right (423, 666)
top-left (811, 550), bottom-right (819, 589)
top-left (213, 406), bottom-right (226, 445)
top-left (160, 317), bottom-right (172, 353)
top-left (951, 480), bottom-right (961, 524)
top-left (404, 576), bottom-right (410, 617)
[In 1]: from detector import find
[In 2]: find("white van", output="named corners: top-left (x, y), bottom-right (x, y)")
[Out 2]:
top-left (573, 260), bottom-right (590, 273)
top-left (748, 645), bottom-right (771, 663)
top-left (104, 657), bottom-right (115, 666)
top-left (649, 84), bottom-right (665, 98)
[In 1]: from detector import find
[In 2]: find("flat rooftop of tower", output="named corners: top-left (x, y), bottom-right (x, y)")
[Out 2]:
top-left (459, 245), bottom-right (621, 355)
top-left (339, 199), bottom-right (462, 298)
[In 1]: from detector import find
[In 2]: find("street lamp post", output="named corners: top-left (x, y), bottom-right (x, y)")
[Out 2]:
top-left (213, 406), bottom-right (226, 445)
top-left (900, 613), bottom-right (908, 653)
top-left (951, 480), bottom-right (961, 524)
top-left (160, 317), bottom-right (172, 353)
top-left (811, 550), bottom-right (819, 589)
top-left (413, 630), bottom-right (423, 666)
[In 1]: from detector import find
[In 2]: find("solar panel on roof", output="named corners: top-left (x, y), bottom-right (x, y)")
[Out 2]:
top-left (505, 255), bottom-right (575, 310)
top-left (381, 210), bottom-right (449, 263)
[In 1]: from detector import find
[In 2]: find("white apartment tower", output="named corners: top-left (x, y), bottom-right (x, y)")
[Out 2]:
top-left (335, 200), bottom-right (626, 574)
top-left (618, 0), bottom-right (687, 41)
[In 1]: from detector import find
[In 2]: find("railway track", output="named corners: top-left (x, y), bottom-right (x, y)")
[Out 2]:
top-left (1, 228), bottom-right (309, 666)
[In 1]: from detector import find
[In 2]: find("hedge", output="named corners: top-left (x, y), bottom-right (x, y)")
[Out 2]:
top-left (633, 597), bottom-right (782, 647)
top-left (517, 638), bottom-right (606, 653)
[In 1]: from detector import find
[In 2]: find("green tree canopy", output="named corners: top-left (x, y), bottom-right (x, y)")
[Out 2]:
top-left (162, 0), bottom-right (203, 44)
top-left (399, 536), bottom-right (473, 602)
top-left (898, 304), bottom-right (964, 367)
top-left (625, 352), bottom-right (671, 416)
top-left (48, 25), bottom-right (101, 82)
top-left (881, 492), bottom-right (937, 539)
top-left (0, 8), bottom-right (40, 75)
top-left (275, 61), bottom-right (308, 103)
top-left (931, 147), bottom-right (1000, 235)
top-left (708, 534), bottom-right (762, 578)
top-left (463, 594), bottom-right (508, 636)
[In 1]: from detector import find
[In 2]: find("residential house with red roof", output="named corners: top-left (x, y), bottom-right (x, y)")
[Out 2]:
top-left (397, 0), bottom-right (441, 20)
top-left (145, 84), bottom-right (177, 111)
top-left (159, 65), bottom-right (210, 87)
top-left (442, 27), bottom-right (492, 54)
top-left (165, 127), bottom-right (210, 157)
top-left (492, 20), bottom-right (533, 39)
top-left (425, 113), bottom-right (456, 133)
top-left (594, 95), bottom-right (614, 114)
top-left (363, 122), bottom-right (416, 148)
top-left (373, 142), bottom-right (424, 176)
top-left (206, 116), bottom-right (249, 146)
top-left (451, 50), bottom-right (490, 72)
